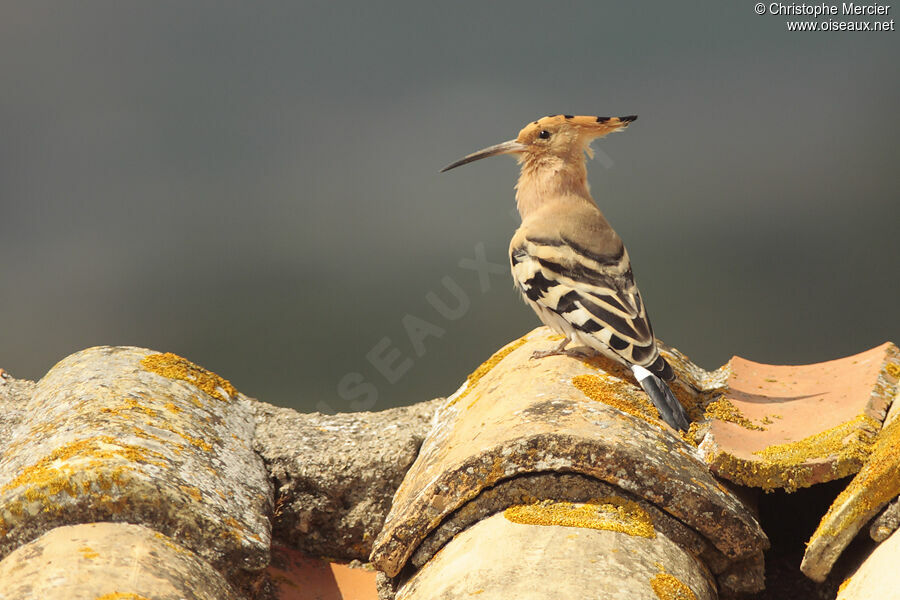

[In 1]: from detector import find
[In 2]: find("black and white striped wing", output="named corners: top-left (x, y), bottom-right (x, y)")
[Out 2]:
top-left (510, 236), bottom-right (665, 373)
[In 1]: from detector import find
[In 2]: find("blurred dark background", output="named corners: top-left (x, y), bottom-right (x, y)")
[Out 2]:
top-left (1, 2), bottom-right (897, 413)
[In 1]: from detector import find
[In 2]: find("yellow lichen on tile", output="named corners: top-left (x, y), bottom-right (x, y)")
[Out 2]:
top-left (670, 385), bottom-right (703, 424)
top-left (682, 421), bottom-right (704, 447)
top-left (2, 437), bottom-right (165, 502)
top-left (447, 336), bottom-right (528, 407)
top-left (100, 397), bottom-right (159, 419)
top-left (504, 497), bottom-right (655, 538)
top-left (704, 396), bottom-right (764, 431)
top-left (164, 402), bottom-right (183, 414)
top-left (130, 427), bottom-right (185, 455)
top-left (221, 515), bottom-right (253, 543)
top-left (141, 352), bottom-right (237, 402)
top-left (472, 456), bottom-right (509, 492)
top-left (153, 531), bottom-right (191, 556)
top-left (837, 576), bottom-right (852, 597)
top-left (572, 374), bottom-right (659, 427)
top-left (78, 545), bottom-right (100, 559)
top-left (885, 362), bottom-right (900, 379)
top-left (755, 414), bottom-right (877, 466)
top-left (180, 485), bottom-right (203, 503)
top-left (128, 406), bottom-right (217, 455)
top-left (650, 569), bottom-right (697, 600)
top-left (173, 430), bottom-right (212, 453)
top-left (710, 414), bottom-right (879, 492)
top-left (94, 594), bottom-right (151, 600)
top-left (92, 465), bottom-right (132, 494)
top-left (810, 416), bottom-right (900, 539)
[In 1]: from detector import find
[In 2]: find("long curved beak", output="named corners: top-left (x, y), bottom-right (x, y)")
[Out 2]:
top-left (440, 139), bottom-right (527, 173)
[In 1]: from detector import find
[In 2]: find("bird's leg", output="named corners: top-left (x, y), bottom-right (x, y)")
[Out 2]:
top-left (531, 337), bottom-right (588, 360)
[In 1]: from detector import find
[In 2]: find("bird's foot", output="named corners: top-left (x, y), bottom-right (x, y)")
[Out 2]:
top-left (530, 347), bottom-right (592, 360)
top-left (530, 338), bottom-right (590, 360)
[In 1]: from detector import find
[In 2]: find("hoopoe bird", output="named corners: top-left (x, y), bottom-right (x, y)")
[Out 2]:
top-left (442, 114), bottom-right (690, 431)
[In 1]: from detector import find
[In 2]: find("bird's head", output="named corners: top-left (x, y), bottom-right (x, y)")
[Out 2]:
top-left (441, 114), bottom-right (636, 173)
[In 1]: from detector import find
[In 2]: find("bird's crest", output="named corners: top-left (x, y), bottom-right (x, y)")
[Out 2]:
top-left (516, 115), bottom-right (637, 145)
top-left (441, 114), bottom-right (636, 173)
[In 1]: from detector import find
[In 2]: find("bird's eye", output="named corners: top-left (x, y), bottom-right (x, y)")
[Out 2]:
top-left (538, 130), bottom-right (551, 139)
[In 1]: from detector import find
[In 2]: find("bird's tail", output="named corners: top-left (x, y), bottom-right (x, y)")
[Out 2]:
top-left (631, 365), bottom-right (690, 431)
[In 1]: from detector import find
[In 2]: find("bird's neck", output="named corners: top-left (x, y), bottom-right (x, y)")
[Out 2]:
top-left (514, 158), bottom-right (595, 219)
